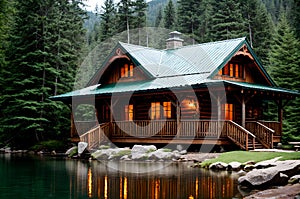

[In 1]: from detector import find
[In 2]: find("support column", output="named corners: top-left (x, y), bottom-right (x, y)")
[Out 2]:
top-left (176, 100), bottom-right (181, 138)
top-left (242, 96), bottom-right (246, 127)
top-left (217, 96), bottom-right (221, 121)
top-left (278, 99), bottom-right (283, 136)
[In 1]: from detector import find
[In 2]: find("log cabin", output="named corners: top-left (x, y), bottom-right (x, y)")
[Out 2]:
top-left (51, 31), bottom-right (299, 151)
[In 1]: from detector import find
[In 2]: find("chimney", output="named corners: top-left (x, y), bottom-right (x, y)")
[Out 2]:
top-left (166, 31), bottom-right (184, 49)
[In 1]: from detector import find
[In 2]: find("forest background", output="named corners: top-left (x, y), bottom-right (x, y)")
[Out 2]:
top-left (0, 0), bottom-right (299, 149)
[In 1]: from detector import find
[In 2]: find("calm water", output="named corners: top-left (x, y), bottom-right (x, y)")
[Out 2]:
top-left (0, 154), bottom-right (243, 199)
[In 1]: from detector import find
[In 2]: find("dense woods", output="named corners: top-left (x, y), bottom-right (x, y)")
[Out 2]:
top-left (0, 0), bottom-right (299, 148)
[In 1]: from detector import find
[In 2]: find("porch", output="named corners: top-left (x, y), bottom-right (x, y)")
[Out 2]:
top-left (78, 120), bottom-right (281, 151)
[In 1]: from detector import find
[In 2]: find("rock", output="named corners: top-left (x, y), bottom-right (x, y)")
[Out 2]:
top-left (131, 145), bottom-right (156, 160)
top-left (179, 150), bottom-right (187, 155)
top-left (120, 155), bottom-right (131, 161)
top-left (289, 175), bottom-right (300, 184)
top-left (254, 157), bottom-right (281, 169)
top-left (238, 160), bottom-right (300, 188)
top-left (78, 142), bottom-right (88, 155)
top-left (244, 164), bottom-right (255, 172)
top-left (209, 162), bottom-right (228, 170)
top-left (228, 161), bottom-right (242, 171)
top-left (244, 183), bottom-right (300, 199)
top-left (65, 146), bottom-right (77, 155)
top-left (148, 149), bottom-right (174, 160)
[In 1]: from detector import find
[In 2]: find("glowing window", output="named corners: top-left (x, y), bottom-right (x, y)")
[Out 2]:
top-left (221, 63), bottom-right (244, 78)
top-left (224, 104), bottom-right (233, 120)
top-left (151, 102), bottom-right (160, 120)
top-left (125, 104), bottom-right (133, 121)
top-left (163, 102), bottom-right (172, 119)
top-left (120, 63), bottom-right (134, 78)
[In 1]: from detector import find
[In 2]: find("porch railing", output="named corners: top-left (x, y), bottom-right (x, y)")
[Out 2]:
top-left (246, 121), bottom-right (274, 149)
top-left (80, 123), bottom-right (110, 150)
top-left (225, 121), bottom-right (256, 150)
top-left (259, 121), bottom-right (281, 136)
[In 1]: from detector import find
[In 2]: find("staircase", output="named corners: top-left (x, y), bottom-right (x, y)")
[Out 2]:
top-left (247, 139), bottom-right (264, 150)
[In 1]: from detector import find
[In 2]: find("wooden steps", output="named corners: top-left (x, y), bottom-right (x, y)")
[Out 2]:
top-left (248, 139), bottom-right (264, 150)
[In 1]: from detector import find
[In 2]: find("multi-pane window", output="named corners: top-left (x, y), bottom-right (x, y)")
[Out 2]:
top-left (223, 104), bottom-right (233, 120)
top-left (163, 102), bottom-right (172, 119)
top-left (151, 102), bottom-right (160, 120)
top-left (125, 104), bottom-right (133, 121)
top-left (121, 63), bottom-right (134, 78)
top-left (151, 101), bottom-right (172, 119)
top-left (220, 62), bottom-right (244, 78)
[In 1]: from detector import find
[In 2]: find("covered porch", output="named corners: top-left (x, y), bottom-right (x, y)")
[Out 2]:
top-left (71, 80), bottom-right (295, 151)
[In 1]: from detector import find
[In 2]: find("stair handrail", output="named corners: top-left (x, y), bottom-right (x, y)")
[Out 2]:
top-left (255, 121), bottom-right (274, 149)
top-left (226, 121), bottom-right (256, 151)
top-left (80, 123), bottom-right (111, 150)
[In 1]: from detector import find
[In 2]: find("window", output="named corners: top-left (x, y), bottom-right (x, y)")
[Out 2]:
top-left (223, 104), bottom-right (233, 120)
top-left (125, 104), bottom-right (133, 121)
top-left (121, 63), bottom-right (134, 78)
top-left (163, 102), bottom-right (172, 119)
top-left (151, 102), bottom-right (160, 120)
top-left (220, 63), bottom-right (244, 78)
top-left (151, 101), bottom-right (172, 119)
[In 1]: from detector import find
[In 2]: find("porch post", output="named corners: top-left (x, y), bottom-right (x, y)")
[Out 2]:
top-left (278, 99), bottom-right (283, 136)
top-left (176, 100), bottom-right (181, 138)
top-left (242, 95), bottom-right (246, 127)
top-left (217, 95), bottom-right (221, 121)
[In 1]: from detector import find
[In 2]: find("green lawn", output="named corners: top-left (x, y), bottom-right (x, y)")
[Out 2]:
top-left (200, 151), bottom-right (300, 168)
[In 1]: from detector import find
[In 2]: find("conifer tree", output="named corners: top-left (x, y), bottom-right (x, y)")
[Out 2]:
top-left (210, 0), bottom-right (247, 40)
top-left (163, 0), bottom-right (176, 30)
top-left (240, 0), bottom-right (274, 65)
top-left (100, 0), bottom-right (117, 42)
top-left (116, 0), bottom-right (134, 43)
top-left (1, 0), bottom-right (86, 147)
top-left (177, 0), bottom-right (202, 42)
top-left (154, 7), bottom-right (163, 27)
top-left (267, 13), bottom-right (300, 142)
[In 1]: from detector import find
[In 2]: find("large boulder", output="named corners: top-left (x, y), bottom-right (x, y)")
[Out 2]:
top-left (131, 145), bottom-right (156, 160)
top-left (148, 149), bottom-right (174, 160)
top-left (78, 142), bottom-right (88, 155)
top-left (238, 160), bottom-right (300, 188)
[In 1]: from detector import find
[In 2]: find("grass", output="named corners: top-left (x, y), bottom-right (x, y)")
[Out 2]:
top-left (200, 151), bottom-right (300, 168)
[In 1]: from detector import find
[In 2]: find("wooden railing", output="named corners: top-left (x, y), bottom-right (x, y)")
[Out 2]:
top-left (111, 120), bottom-right (229, 138)
top-left (78, 120), bottom-right (273, 151)
top-left (225, 121), bottom-right (256, 150)
top-left (80, 123), bottom-right (110, 150)
top-left (246, 121), bottom-right (274, 149)
top-left (259, 121), bottom-right (281, 136)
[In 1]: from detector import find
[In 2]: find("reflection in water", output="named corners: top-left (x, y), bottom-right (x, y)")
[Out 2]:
top-left (69, 160), bottom-right (240, 199)
top-left (0, 154), bottom-right (241, 199)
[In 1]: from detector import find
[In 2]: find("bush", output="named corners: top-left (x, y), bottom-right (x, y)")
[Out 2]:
top-left (30, 140), bottom-right (65, 152)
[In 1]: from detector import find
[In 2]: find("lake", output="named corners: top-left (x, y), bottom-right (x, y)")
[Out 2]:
top-left (0, 154), bottom-right (243, 199)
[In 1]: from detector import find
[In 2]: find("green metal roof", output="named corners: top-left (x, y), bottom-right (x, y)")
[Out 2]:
top-left (51, 37), bottom-right (298, 101)
top-left (119, 37), bottom-right (248, 79)
top-left (223, 81), bottom-right (299, 95)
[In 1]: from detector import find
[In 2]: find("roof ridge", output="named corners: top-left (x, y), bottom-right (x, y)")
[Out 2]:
top-left (164, 37), bottom-right (246, 51)
top-left (118, 41), bottom-right (164, 52)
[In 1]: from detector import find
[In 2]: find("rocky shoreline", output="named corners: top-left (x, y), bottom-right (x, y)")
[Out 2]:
top-left (2, 143), bottom-right (300, 198)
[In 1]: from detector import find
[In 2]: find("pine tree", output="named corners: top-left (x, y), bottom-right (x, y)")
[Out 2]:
top-left (116, 0), bottom-right (134, 43)
top-left (240, 0), bottom-right (274, 65)
top-left (210, 0), bottom-right (247, 40)
top-left (177, 0), bottom-right (202, 42)
top-left (198, 0), bottom-right (214, 43)
top-left (100, 0), bottom-right (117, 42)
top-left (154, 7), bottom-right (163, 27)
top-left (163, 0), bottom-right (176, 30)
top-left (267, 13), bottom-right (300, 142)
top-left (1, 0), bottom-right (86, 148)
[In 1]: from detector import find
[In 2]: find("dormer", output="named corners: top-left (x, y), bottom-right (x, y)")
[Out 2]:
top-left (213, 44), bottom-right (274, 86)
